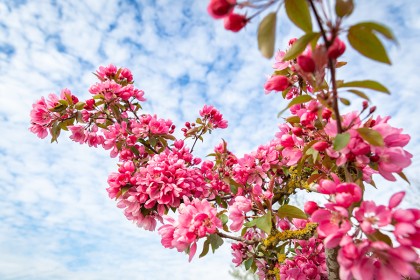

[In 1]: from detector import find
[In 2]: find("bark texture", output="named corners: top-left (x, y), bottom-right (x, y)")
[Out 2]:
top-left (326, 247), bottom-right (340, 280)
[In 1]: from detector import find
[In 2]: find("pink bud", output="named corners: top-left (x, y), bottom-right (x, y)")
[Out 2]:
top-left (288, 38), bottom-right (297, 46)
top-left (223, 13), bottom-right (247, 32)
top-left (304, 201), bottom-right (319, 215)
top-left (322, 108), bottom-right (332, 119)
top-left (327, 37), bottom-right (346, 59)
top-left (313, 141), bottom-right (329, 152)
top-left (297, 55), bottom-right (316, 72)
top-left (362, 100), bottom-right (369, 110)
top-left (264, 75), bottom-right (290, 92)
top-left (292, 127), bottom-right (303, 136)
top-left (278, 219), bottom-right (291, 230)
top-left (207, 0), bottom-right (236, 19)
top-left (369, 106), bottom-right (377, 114)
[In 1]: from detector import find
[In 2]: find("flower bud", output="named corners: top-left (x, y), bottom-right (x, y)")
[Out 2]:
top-left (327, 37), bottom-right (346, 59)
top-left (292, 127), bottom-right (303, 136)
top-left (335, 0), bottom-right (354, 18)
top-left (288, 38), bottom-right (297, 46)
top-left (369, 106), bottom-right (377, 114)
top-left (313, 141), bottom-right (329, 152)
top-left (264, 75), bottom-right (290, 92)
top-left (207, 0), bottom-right (236, 19)
top-left (297, 55), bottom-right (316, 72)
top-left (223, 13), bottom-right (247, 32)
top-left (304, 201), bottom-right (319, 215)
top-left (322, 108), bottom-right (332, 119)
top-left (362, 100), bottom-right (369, 110)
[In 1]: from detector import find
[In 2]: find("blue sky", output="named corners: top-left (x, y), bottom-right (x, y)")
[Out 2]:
top-left (0, 0), bottom-right (419, 279)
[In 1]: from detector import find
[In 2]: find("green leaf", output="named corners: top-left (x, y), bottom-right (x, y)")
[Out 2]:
top-left (219, 213), bottom-right (229, 225)
top-left (333, 132), bottom-right (350, 151)
top-left (278, 95), bottom-right (313, 117)
top-left (368, 230), bottom-right (393, 246)
top-left (208, 234), bottom-right (224, 253)
top-left (258, 13), bottom-right (277, 59)
top-left (357, 128), bottom-right (385, 146)
top-left (50, 121), bottom-right (61, 143)
top-left (50, 104), bottom-right (67, 113)
top-left (335, 0), bottom-right (354, 17)
top-left (244, 258), bottom-right (254, 270)
top-left (285, 0), bottom-right (312, 32)
top-left (283, 32), bottom-right (320, 61)
top-left (348, 25), bottom-right (391, 64)
top-left (347, 89), bottom-right (370, 101)
top-left (199, 239), bottom-right (210, 258)
top-left (339, 97), bottom-right (351, 106)
top-left (75, 102), bottom-right (85, 110)
top-left (339, 80), bottom-right (390, 94)
top-left (277, 205), bottom-right (307, 220)
top-left (245, 212), bottom-right (272, 234)
top-left (353, 21), bottom-right (396, 42)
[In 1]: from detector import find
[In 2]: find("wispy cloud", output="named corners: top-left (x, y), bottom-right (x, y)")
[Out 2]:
top-left (0, 0), bottom-right (419, 279)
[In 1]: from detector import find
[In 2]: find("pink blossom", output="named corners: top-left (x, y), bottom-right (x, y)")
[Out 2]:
top-left (229, 196), bottom-right (252, 231)
top-left (374, 146), bottom-right (412, 181)
top-left (30, 97), bottom-right (52, 125)
top-left (68, 125), bottom-right (86, 144)
top-left (334, 183), bottom-right (362, 208)
top-left (338, 236), bottom-right (419, 280)
top-left (281, 147), bottom-right (302, 166)
top-left (95, 64), bottom-right (118, 80)
top-left (199, 105), bottom-right (228, 129)
top-left (354, 201), bottom-right (391, 234)
top-left (311, 207), bottom-right (351, 248)
top-left (29, 124), bottom-right (48, 139)
top-left (273, 50), bottom-right (289, 70)
top-left (158, 197), bottom-right (222, 260)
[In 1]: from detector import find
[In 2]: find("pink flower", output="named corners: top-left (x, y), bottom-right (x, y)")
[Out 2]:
top-left (224, 13), bottom-right (247, 32)
top-left (281, 147), bottom-right (302, 166)
top-left (158, 197), bottom-right (222, 260)
top-left (199, 105), bottom-right (228, 129)
top-left (30, 97), bottom-right (52, 125)
top-left (29, 124), bottom-right (48, 139)
top-left (273, 50), bottom-right (289, 70)
top-left (229, 196), bottom-right (252, 231)
top-left (338, 237), bottom-right (419, 280)
top-left (207, 0), bottom-right (236, 19)
top-left (375, 146), bottom-right (412, 181)
top-left (95, 64), bottom-right (118, 80)
top-left (311, 207), bottom-right (351, 248)
top-left (68, 125), bottom-right (86, 144)
top-left (264, 75), bottom-right (290, 93)
top-left (334, 183), bottom-right (362, 208)
top-left (354, 201), bottom-right (391, 234)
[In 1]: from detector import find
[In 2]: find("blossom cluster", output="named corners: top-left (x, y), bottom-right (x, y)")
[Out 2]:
top-left (308, 190), bottom-right (419, 280)
top-left (30, 62), bottom-right (419, 280)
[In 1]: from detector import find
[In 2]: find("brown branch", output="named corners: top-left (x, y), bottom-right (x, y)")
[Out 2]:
top-left (309, 0), bottom-right (343, 133)
top-left (217, 231), bottom-right (259, 245)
